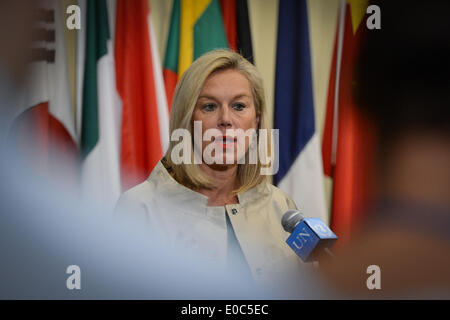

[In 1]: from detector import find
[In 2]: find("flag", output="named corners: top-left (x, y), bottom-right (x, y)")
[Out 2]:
top-left (115, 0), bottom-right (170, 191)
top-left (219, 0), bottom-right (254, 63)
top-left (79, 0), bottom-right (169, 208)
top-left (163, 0), bottom-right (229, 109)
top-left (322, 0), bottom-right (376, 243)
top-left (9, 0), bottom-right (77, 184)
top-left (273, 0), bottom-right (328, 224)
top-left (79, 0), bottom-right (122, 211)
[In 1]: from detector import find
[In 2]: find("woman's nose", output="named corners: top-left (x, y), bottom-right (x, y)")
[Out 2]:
top-left (218, 105), bottom-right (232, 128)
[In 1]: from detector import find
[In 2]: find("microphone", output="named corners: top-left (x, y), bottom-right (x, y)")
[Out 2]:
top-left (282, 210), bottom-right (338, 262)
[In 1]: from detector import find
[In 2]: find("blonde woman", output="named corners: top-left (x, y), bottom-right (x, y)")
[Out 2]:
top-left (116, 50), bottom-right (306, 292)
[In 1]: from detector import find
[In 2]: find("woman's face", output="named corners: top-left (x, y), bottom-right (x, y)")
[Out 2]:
top-left (192, 69), bottom-right (259, 166)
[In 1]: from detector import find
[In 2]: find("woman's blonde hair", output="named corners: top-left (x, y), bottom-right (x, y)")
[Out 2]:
top-left (164, 49), bottom-right (271, 194)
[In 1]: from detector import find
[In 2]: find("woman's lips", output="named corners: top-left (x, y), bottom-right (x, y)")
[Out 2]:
top-left (214, 136), bottom-right (237, 148)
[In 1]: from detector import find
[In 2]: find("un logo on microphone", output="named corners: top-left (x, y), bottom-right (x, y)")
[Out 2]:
top-left (312, 221), bottom-right (332, 237)
top-left (286, 218), bottom-right (337, 262)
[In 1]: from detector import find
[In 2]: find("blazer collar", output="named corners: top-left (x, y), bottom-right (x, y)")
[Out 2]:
top-left (148, 160), bottom-right (269, 210)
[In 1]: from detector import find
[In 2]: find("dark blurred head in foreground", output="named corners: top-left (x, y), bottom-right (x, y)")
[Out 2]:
top-left (0, 0), bottom-right (36, 84)
top-left (320, 0), bottom-right (450, 298)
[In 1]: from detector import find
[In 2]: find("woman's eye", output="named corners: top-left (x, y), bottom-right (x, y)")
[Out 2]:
top-left (202, 103), bottom-right (216, 111)
top-left (233, 103), bottom-right (246, 111)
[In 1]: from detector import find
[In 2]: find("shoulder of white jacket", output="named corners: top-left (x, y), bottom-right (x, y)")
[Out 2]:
top-left (265, 183), bottom-right (298, 210)
top-left (118, 180), bottom-right (155, 204)
top-left (265, 183), bottom-right (287, 197)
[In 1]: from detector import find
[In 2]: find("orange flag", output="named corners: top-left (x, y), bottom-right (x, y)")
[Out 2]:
top-left (322, 0), bottom-right (376, 244)
top-left (115, 0), bottom-right (169, 191)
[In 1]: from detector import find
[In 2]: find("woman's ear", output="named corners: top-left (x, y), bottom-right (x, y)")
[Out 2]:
top-left (255, 115), bottom-right (260, 128)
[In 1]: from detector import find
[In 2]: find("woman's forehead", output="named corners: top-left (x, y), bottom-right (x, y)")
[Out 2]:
top-left (199, 69), bottom-right (252, 96)
top-left (204, 69), bottom-right (250, 86)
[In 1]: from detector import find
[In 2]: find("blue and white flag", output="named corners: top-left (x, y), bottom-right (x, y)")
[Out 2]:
top-left (273, 0), bottom-right (328, 224)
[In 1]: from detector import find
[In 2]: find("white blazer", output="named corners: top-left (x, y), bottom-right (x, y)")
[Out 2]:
top-left (115, 160), bottom-right (311, 294)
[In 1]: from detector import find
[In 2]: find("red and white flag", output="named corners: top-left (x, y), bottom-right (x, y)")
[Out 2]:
top-left (10, 0), bottom-right (77, 184)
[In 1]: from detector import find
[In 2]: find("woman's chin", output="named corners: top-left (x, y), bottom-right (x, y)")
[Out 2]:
top-left (203, 155), bottom-right (238, 168)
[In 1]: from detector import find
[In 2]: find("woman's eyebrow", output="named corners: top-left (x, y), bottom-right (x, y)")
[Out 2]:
top-left (197, 95), bottom-right (217, 101)
top-left (197, 94), bottom-right (250, 100)
top-left (231, 94), bottom-right (251, 100)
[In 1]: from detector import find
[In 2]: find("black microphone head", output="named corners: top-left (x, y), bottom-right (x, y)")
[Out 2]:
top-left (281, 210), bottom-right (304, 233)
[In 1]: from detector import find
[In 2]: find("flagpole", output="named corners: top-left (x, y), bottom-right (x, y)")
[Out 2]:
top-left (331, 0), bottom-right (346, 172)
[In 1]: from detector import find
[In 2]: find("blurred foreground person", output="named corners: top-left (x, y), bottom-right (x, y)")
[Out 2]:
top-left (0, 0), bottom-right (36, 146)
top-left (319, 0), bottom-right (450, 299)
